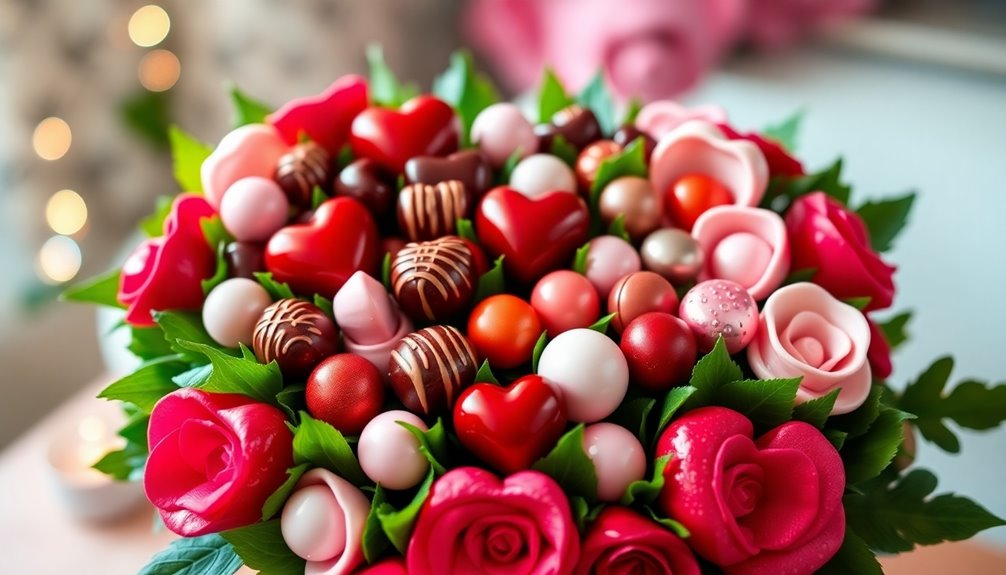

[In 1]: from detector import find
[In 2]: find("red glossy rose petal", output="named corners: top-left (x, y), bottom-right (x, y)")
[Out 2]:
top-left (267, 75), bottom-right (368, 154)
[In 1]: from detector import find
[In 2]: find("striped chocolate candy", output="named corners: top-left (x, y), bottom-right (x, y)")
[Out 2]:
top-left (252, 298), bottom-right (339, 377)
top-left (275, 142), bottom-right (331, 209)
top-left (391, 236), bottom-right (476, 322)
top-left (389, 325), bottom-right (479, 416)
top-left (396, 179), bottom-right (469, 241)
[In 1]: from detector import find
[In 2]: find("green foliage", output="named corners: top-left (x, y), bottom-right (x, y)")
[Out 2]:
top-left (841, 406), bottom-right (912, 484)
top-left (292, 413), bottom-right (368, 485)
top-left (877, 311), bottom-right (912, 351)
top-left (792, 389), bottom-right (840, 428)
top-left (60, 269), bottom-right (123, 308)
top-left (432, 50), bottom-right (500, 146)
top-left (138, 534), bottom-right (243, 575)
top-left (531, 331), bottom-right (548, 374)
top-left (655, 385), bottom-right (698, 438)
top-left (98, 356), bottom-right (184, 413)
top-left (366, 468), bottom-right (436, 555)
top-left (311, 185), bottom-right (328, 211)
top-left (474, 256), bottom-right (505, 301)
top-left (228, 83), bottom-right (272, 127)
top-left (367, 45), bottom-right (419, 108)
top-left (222, 520), bottom-right (304, 575)
top-left (575, 71), bottom-right (616, 135)
top-left (587, 312), bottom-right (617, 335)
top-left (537, 68), bottom-right (574, 123)
top-left (762, 110), bottom-right (804, 152)
top-left (254, 272), bottom-right (296, 300)
top-left (532, 424), bottom-right (598, 502)
top-left (607, 214), bottom-right (631, 241)
top-left (589, 138), bottom-right (648, 211)
top-left (154, 311), bottom-right (226, 364)
top-left (856, 192), bottom-right (916, 252)
top-left (474, 359), bottom-right (500, 385)
top-left (714, 378), bottom-right (802, 428)
top-left (620, 455), bottom-right (669, 506)
top-left (572, 243), bottom-right (590, 274)
top-left (92, 441), bottom-right (147, 482)
top-left (140, 195), bottom-right (174, 237)
top-left (816, 529), bottom-right (883, 575)
top-left (764, 158), bottom-right (851, 211)
top-left (549, 135), bottom-right (579, 166)
top-left (175, 340), bottom-right (282, 404)
top-left (456, 218), bottom-right (478, 243)
top-left (201, 242), bottom-right (229, 295)
top-left (168, 125), bottom-right (213, 193)
top-left (398, 418), bottom-right (449, 476)
top-left (261, 464), bottom-right (309, 521)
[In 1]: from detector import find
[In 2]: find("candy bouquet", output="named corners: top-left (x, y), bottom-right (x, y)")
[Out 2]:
top-left (65, 51), bottom-right (1006, 575)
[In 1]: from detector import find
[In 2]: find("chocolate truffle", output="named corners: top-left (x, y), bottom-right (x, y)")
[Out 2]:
top-left (599, 176), bottom-right (662, 240)
top-left (275, 142), bottom-right (331, 209)
top-left (253, 299), bottom-right (339, 378)
top-left (404, 150), bottom-right (493, 199)
top-left (225, 241), bottom-right (265, 280)
top-left (333, 158), bottom-right (397, 221)
top-left (550, 105), bottom-right (603, 150)
top-left (612, 125), bottom-right (657, 160)
top-left (389, 325), bottom-right (478, 416)
top-left (396, 180), bottom-right (469, 242)
top-left (391, 236), bottom-right (476, 322)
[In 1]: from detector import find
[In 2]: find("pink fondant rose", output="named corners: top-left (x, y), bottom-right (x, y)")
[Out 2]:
top-left (575, 507), bottom-right (700, 575)
top-left (118, 194), bottom-right (216, 327)
top-left (144, 388), bottom-right (294, 536)
top-left (748, 282), bottom-right (872, 414)
top-left (636, 100), bottom-right (728, 141)
top-left (786, 191), bottom-right (896, 311)
top-left (657, 406), bottom-right (845, 575)
top-left (692, 205), bottom-right (790, 300)
top-left (407, 467), bottom-right (579, 575)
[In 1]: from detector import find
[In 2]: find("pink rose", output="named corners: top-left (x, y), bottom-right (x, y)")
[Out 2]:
top-left (464, 0), bottom-right (743, 101)
top-left (635, 100), bottom-right (728, 141)
top-left (144, 388), bottom-right (294, 536)
top-left (575, 507), bottom-right (700, 575)
top-left (786, 191), bottom-right (896, 311)
top-left (717, 123), bottom-right (805, 178)
top-left (744, 0), bottom-right (875, 49)
top-left (657, 406), bottom-right (845, 575)
top-left (692, 205), bottom-right (790, 300)
top-left (407, 467), bottom-right (579, 575)
top-left (748, 282), bottom-right (872, 414)
top-left (118, 194), bottom-right (216, 327)
top-left (867, 316), bottom-right (893, 380)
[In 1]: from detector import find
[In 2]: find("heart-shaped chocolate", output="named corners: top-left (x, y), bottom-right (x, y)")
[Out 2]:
top-left (475, 187), bottom-right (590, 285)
top-left (397, 181), bottom-right (470, 242)
top-left (264, 197), bottom-right (380, 297)
top-left (453, 375), bottom-right (567, 474)
top-left (404, 150), bottom-right (493, 199)
top-left (333, 158), bottom-right (397, 222)
top-left (349, 95), bottom-right (459, 173)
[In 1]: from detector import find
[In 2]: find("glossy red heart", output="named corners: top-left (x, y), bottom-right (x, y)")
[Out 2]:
top-left (453, 375), bottom-right (567, 474)
top-left (475, 187), bottom-right (590, 284)
top-left (349, 95), bottom-right (460, 173)
top-left (265, 197), bottom-right (380, 297)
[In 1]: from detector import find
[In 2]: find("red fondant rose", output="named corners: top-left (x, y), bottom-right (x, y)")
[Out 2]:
top-left (118, 194), bottom-right (216, 326)
top-left (786, 191), bottom-right (896, 311)
top-left (407, 467), bottom-right (579, 575)
top-left (718, 123), bottom-right (804, 178)
top-left (657, 406), bottom-right (845, 575)
top-left (575, 506), bottom-right (700, 575)
top-left (144, 388), bottom-right (294, 536)
top-left (867, 316), bottom-right (893, 380)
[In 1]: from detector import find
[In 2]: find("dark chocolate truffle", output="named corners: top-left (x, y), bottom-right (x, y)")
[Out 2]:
top-left (252, 299), bottom-right (339, 377)
top-left (391, 236), bottom-right (476, 322)
top-left (275, 142), bottom-right (331, 209)
top-left (396, 180), bottom-right (469, 242)
top-left (389, 325), bottom-right (478, 415)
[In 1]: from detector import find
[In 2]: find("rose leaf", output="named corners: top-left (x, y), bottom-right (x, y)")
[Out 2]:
top-left (841, 406), bottom-right (913, 485)
top-left (253, 272), bottom-right (296, 301)
top-left (474, 256), bottom-right (506, 302)
top-left (292, 412), bottom-right (368, 486)
top-left (398, 418), bottom-right (449, 476)
top-left (589, 138), bottom-right (648, 209)
top-left (655, 385), bottom-right (697, 438)
top-left (366, 44), bottom-right (419, 109)
top-left (532, 424), bottom-right (599, 503)
top-left (128, 325), bottom-right (176, 361)
top-left (538, 68), bottom-right (574, 124)
top-left (261, 463), bottom-right (310, 521)
top-left (620, 455), bottom-right (670, 507)
top-left (138, 533), bottom-right (243, 575)
top-left (93, 441), bottom-right (147, 482)
top-left (714, 377), bottom-right (802, 428)
top-left (827, 384), bottom-right (884, 440)
top-left (222, 519), bottom-right (305, 575)
top-left (531, 331), bottom-right (549, 374)
top-left (685, 337), bottom-right (743, 408)
top-left (855, 191), bottom-right (916, 253)
top-left (362, 485), bottom-right (392, 562)
top-left (168, 125), bottom-right (213, 194)
top-left (762, 109), bottom-right (804, 152)
top-left (432, 50), bottom-right (500, 147)
top-left (474, 359), bottom-right (500, 385)
top-left (815, 528), bottom-right (882, 575)
top-left (98, 355), bottom-right (186, 413)
top-left (376, 467), bottom-right (436, 555)
top-left (877, 310), bottom-right (912, 351)
top-left (792, 388), bottom-right (841, 429)
top-left (228, 83), bottom-right (272, 128)
top-left (587, 312), bottom-right (617, 335)
top-left (139, 195), bottom-right (174, 237)
top-left (60, 268), bottom-right (124, 309)
top-left (155, 310), bottom-right (232, 364)
top-left (550, 134), bottom-right (579, 166)
top-left (575, 70), bottom-right (616, 135)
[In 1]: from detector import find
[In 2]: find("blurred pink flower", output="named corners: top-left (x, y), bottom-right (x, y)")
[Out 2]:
top-left (744, 0), bottom-right (876, 49)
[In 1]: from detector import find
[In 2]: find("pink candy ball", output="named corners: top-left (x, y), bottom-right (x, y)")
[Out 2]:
top-left (358, 410), bottom-right (430, 490)
top-left (584, 235), bottom-right (642, 299)
top-left (679, 279), bottom-right (759, 353)
top-left (281, 484), bottom-right (346, 561)
top-left (710, 232), bottom-right (773, 288)
top-left (509, 154), bottom-right (576, 198)
top-left (219, 176), bottom-right (290, 242)
top-left (471, 103), bottom-right (538, 167)
top-left (531, 270), bottom-right (600, 337)
top-left (202, 278), bottom-right (273, 348)
top-left (583, 423), bottom-right (647, 502)
top-left (537, 328), bottom-right (628, 422)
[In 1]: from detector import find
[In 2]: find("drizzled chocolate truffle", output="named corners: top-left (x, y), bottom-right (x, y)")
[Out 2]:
top-left (389, 325), bottom-right (478, 416)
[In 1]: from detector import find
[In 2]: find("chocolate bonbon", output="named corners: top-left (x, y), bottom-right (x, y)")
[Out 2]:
top-left (389, 325), bottom-right (478, 416)
top-left (404, 150), bottom-right (493, 199)
top-left (275, 141), bottom-right (331, 209)
top-left (396, 180), bottom-right (469, 242)
top-left (333, 158), bottom-right (397, 221)
top-left (391, 236), bottom-right (476, 322)
top-left (253, 299), bottom-right (339, 377)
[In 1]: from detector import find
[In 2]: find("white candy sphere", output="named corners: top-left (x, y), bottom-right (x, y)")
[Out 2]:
top-left (537, 328), bottom-right (628, 422)
top-left (280, 484), bottom-right (346, 561)
top-left (202, 278), bottom-right (272, 348)
top-left (471, 103), bottom-right (538, 167)
top-left (358, 410), bottom-right (430, 490)
top-left (583, 422), bottom-right (647, 502)
top-left (509, 154), bottom-right (576, 198)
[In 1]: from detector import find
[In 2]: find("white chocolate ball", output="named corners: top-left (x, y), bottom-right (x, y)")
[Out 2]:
top-left (537, 328), bottom-right (628, 422)
top-left (280, 484), bottom-right (346, 561)
top-left (471, 103), bottom-right (538, 167)
top-left (583, 423), bottom-right (647, 502)
top-left (358, 410), bottom-right (430, 490)
top-left (509, 154), bottom-right (576, 198)
top-left (202, 278), bottom-right (273, 348)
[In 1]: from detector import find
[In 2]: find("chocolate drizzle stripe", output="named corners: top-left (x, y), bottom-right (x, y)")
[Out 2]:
top-left (392, 238), bottom-right (473, 320)
top-left (391, 334), bottom-right (430, 413)
top-left (254, 300), bottom-right (326, 363)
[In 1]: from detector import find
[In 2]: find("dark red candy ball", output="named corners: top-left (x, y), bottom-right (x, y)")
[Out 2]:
top-left (306, 354), bottom-right (385, 435)
top-left (620, 312), bottom-right (697, 392)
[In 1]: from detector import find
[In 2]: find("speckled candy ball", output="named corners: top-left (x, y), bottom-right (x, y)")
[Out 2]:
top-left (583, 235), bottom-right (642, 299)
top-left (531, 270), bottom-right (600, 337)
top-left (583, 422), bottom-right (647, 502)
top-left (202, 278), bottom-right (273, 348)
top-left (509, 153), bottom-right (576, 198)
top-left (471, 103), bottom-right (538, 167)
top-left (357, 410), bottom-right (430, 491)
top-left (679, 279), bottom-right (759, 353)
top-left (537, 328), bottom-right (628, 422)
top-left (219, 176), bottom-right (290, 242)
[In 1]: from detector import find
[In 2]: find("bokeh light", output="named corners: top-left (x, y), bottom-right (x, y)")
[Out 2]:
top-left (46, 190), bottom-right (89, 236)
top-left (32, 117), bottom-right (72, 161)
top-left (36, 235), bottom-right (83, 284)
top-left (138, 49), bottom-right (181, 92)
top-left (128, 5), bottom-right (171, 47)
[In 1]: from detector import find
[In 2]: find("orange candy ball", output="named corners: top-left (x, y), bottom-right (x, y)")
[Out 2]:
top-left (664, 173), bottom-right (732, 230)
top-left (467, 294), bottom-right (542, 369)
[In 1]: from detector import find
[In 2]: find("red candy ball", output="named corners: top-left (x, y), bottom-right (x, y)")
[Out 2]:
top-left (531, 270), bottom-right (600, 337)
top-left (620, 312), bottom-right (697, 392)
top-left (467, 294), bottom-right (542, 369)
top-left (665, 173), bottom-right (733, 230)
top-left (306, 354), bottom-right (385, 435)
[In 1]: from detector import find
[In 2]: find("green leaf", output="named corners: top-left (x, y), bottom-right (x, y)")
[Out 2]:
top-left (538, 68), bottom-right (574, 123)
top-left (222, 520), bottom-right (304, 575)
top-left (499, 147), bottom-right (523, 183)
top-left (261, 464), bottom-right (310, 521)
top-left (621, 98), bottom-right (643, 126)
top-left (98, 357), bottom-right (184, 413)
top-left (121, 89), bottom-right (171, 148)
top-left (896, 357), bottom-right (1006, 454)
top-left (292, 412), bottom-right (368, 485)
top-left (715, 378), bottom-right (801, 428)
top-left (276, 384), bottom-right (305, 422)
top-left (128, 326), bottom-right (175, 360)
top-left (607, 396), bottom-right (655, 443)
top-left (642, 505), bottom-right (690, 538)
top-left (93, 441), bottom-right (147, 482)
top-left (60, 268), bottom-right (124, 308)
top-left (843, 296), bottom-right (872, 311)
top-left (381, 251), bottom-right (393, 291)
top-left (762, 110), bottom-right (804, 152)
top-left (474, 359), bottom-right (500, 385)
top-left (572, 242), bottom-right (590, 275)
top-left (398, 419), bottom-right (449, 475)
top-left (201, 242), bottom-right (229, 295)
top-left (689, 337), bottom-right (743, 399)
top-left (200, 214), bottom-right (232, 253)
top-left (362, 485), bottom-right (392, 562)
top-left (655, 385), bottom-right (697, 437)
top-left (432, 50), bottom-right (500, 147)
top-left (175, 340), bottom-right (282, 404)
top-left (845, 468), bottom-right (1006, 553)
top-left (376, 467), bottom-right (436, 554)
top-left (138, 533), bottom-right (243, 575)
top-left (313, 294), bottom-right (334, 319)
top-left (816, 528), bottom-right (883, 575)
top-left (764, 158), bottom-right (851, 211)
top-left (589, 138), bottom-right (648, 209)
top-left (532, 424), bottom-right (598, 502)
top-left (168, 125), bottom-right (213, 193)
top-left (781, 267), bottom-right (817, 287)
top-left (607, 214), bottom-right (630, 242)
top-left (828, 383), bottom-right (883, 439)
top-left (620, 455), bottom-right (669, 506)
top-left (140, 195), bottom-right (174, 237)
top-left (254, 272), bottom-right (296, 300)
top-left (587, 312), bottom-right (617, 335)
top-left (825, 428), bottom-right (848, 450)
top-left (792, 389), bottom-right (840, 428)
top-left (311, 185), bottom-right (328, 211)
top-left (570, 495), bottom-right (592, 532)
top-left (549, 135), bottom-right (579, 166)
top-left (531, 331), bottom-right (548, 374)
top-left (575, 71), bottom-right (616, 135)
top-left (228, 83), bottom-right (272, 127)
top-left (474, 256), bottom-right (505, 302)
top-left (877, 311), bottom-right (911, 351)
top-left (842, 406), bottom-right (912, 484)
top-left (154, 311), bottom-right (224, 364)
top-left (856, 192), bottom-right (916, 252)
top-left (117, 412), bottom-right (151, 450)
top-left (456, 218), bottom-right (478, 244)
top-left (366, 44), bottom-right (419, 108)
top-left (172, 364), bottom-right (213, 388)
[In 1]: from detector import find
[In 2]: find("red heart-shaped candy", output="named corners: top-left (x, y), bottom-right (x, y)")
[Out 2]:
top-left (453, 375), bottom-right (567, 474)
top-left (265, 197), bottom-right (380, 297)
top-left (475, 187), bottom-right (590, 284)
top-left (349, 96), bottom-right (459, 173)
